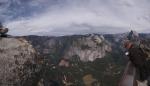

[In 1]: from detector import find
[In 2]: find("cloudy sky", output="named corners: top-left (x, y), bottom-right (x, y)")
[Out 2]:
top-left (0, 0), bottom-right (150, 36)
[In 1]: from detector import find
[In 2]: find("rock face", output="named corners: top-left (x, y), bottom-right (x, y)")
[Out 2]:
top-left (63, 34), bottom-right (112, 61)
top-left (0, 38), bottom-right (38, 86)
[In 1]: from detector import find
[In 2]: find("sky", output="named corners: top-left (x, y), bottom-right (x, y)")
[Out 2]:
top-left (0, 0), bottom-right (150, 36)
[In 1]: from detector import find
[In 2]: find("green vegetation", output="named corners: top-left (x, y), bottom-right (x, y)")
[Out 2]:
top-left (40, 51), bottom-right (126, 86)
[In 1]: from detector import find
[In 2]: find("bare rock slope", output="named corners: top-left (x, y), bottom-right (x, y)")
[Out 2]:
top-left (0, 38), bottom-right (38, 86)
top-left (63, 35), bottom-right (112, 61)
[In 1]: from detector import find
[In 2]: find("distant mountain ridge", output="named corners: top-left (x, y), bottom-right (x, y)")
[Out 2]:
top-left (25, 34), bottom-right (112, 62)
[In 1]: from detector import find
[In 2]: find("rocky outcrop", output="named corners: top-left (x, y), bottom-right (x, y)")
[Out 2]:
top-left (0, 38), bottom-right (38, 86)
top-left (63, 34), bottom-right (112, 61)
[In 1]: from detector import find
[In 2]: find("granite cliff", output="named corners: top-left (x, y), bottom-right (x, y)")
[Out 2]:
top-left (0, 38), bottom-right (39, 86)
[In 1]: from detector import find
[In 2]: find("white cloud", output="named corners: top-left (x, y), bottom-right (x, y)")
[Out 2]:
top-left (3, 0), bottom-right (150, 36)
